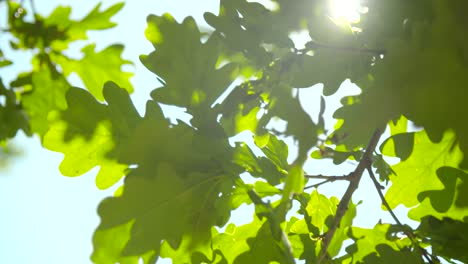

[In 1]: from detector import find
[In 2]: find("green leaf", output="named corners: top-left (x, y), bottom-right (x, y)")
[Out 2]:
top-left (254, 181), bottom-right (281, 197)
top-left (291, 50), bottom-right (372, 95)
top-left (380, 132), bottom-right (415, 161)
top-left (346, 223), bottom-right (412, 263)
top-left (361, 244), bottom-right (423, 264)
top-left (388, 116), bottom-right (408, 135)
top-left (259, 133), bottom-right (289, 171)
top-left (365, 1), bottom-right (468, 168)
top-left (409, 167), bottom-right (468, 221)
top-left (53, 44), bottom-right (133, 101)
top-left (269, 84), bottom-right (318, 161)
top-left (41, 2), bottom-right (124, 50)
top-left (43, 82), bottom-right (140, 189)
top-left (21, 64), bottom-right (70, 135)
top-left (67, 2), bottom-right (124, 41)
top-left (204, 0), bottom-right (287, 67)
top-left (159, 234), bottom-right (213, 264)
top-left (311, 146), bottom-right (362, 165)
top-left (141, 14), bottom-right (237, 111)
top-left (328, 198), bottom-right (357, 257)
top-left (372, 154), bottom-right (395, 183)
top-left (41, 5), bottom-right (74, 51)
top-left (163, 217), bottom-right (286, 264)
top-left (7, 2), bottom-right (123, 51)
top-left (332, 100), bottom-right (391, 149)
top-left (44, 119), bottom-right (128, 189)
top-left (218, 83), bottom-right (263, 137)
top-left (233, 221), bottom-right (293, 264)
top-left (290, 190), bottom-right (357, 257)
top-left (92, 221), bottom-right (158, 264)
top-left (95, 102), bottom-right (239, 255)
top-left (76, 3), bottom-right (123, 30)
top-left (7, 2), bottom-right (50, 50)
top-left (0, 79), bottom-right (30, 140)
top-left (291, 190), bottom-right (337, 235)
top-left (253, 133), bottom-right (269, 148)
top-left (416, 216), bottom-right (468, 263)
top-left (283, 164), bottom-right (305, 200)
top-left (209, 219), bottom-right (263, 263)
top-left (221, 106), bottom-right (260, 136)
top-left (288, 233), bottom-right (319, 263)
top-left (97, 163), bottom-right (235, 256)
top-left (43, 6), bottom-right (73, 29)
top-left (232, 142), bottom-right (286, 185)
top-left (8, 0), bottom-right (468, 263)
top-left (383, 130), bottom-right (463, 212)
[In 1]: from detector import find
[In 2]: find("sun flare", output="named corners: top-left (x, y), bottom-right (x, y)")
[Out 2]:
top-left (329, 0), bottom-right (362, 24)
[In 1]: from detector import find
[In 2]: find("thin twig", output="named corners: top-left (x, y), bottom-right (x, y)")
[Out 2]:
top-left (304, 174), bottom-right (351, 180)
top-left (297, 41), bottom-right (386, 56)
top-left (317, 128), bottom-right (383, 263)
top-left (304, 179), bottom-right (332, 190)
top-left (303, 173), bottom-right (352, 190)
top-left (366, 167), bottom-right (403, 226)
top-left (366, 167), bottom-right (436, 264)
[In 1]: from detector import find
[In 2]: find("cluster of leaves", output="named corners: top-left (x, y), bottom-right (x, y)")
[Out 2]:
top-left (1, 1), bottom-right (132, 138)
top-left (1, 0), bottom-right (133, 186)
top-left (2, 0), bottom-right (468, 263)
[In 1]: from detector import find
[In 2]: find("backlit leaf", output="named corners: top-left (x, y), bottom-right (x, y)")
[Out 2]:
top-left (21, 64), bottom-right (69, 135)
top-left (43, 82), bottom-right (140, 189)
top-left (53, 44), bottom-right (133, 101)
top-left (346, 223), bottom-right (413, 263)
top-left (409, 167), bottom-right (468, 221)
top-left (383, 131), bottom-right (463, 211)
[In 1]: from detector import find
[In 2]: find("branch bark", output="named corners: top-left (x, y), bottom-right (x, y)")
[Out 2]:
top-left (317, 128), bottom-right (383, 263)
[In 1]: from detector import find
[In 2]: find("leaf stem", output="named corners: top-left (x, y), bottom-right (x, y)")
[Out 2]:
top-left (317, 128), bottom-right (383, 263)
top-left (366, 166), bottom-right (438, 264)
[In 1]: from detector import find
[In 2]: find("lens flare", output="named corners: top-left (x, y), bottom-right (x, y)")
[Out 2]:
top-left (329, 0), bottom-right (361, 24)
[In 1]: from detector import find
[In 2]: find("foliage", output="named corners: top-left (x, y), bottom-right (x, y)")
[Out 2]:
top-left (1, 0), bottom-right (468, 263)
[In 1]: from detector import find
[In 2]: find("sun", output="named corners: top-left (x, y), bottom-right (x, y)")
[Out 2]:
top-left (329, 0), bottom-right (362, 24)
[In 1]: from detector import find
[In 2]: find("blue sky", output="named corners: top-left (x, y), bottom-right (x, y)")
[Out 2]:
top-left (0, 1), bottom-right (414, 263)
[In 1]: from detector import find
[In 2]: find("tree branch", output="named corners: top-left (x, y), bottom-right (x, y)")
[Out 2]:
top-left (303, 174), bottom-right (352, 190)
top-left (366, 166), bottom-right (437, 264)
top-left (317, 128), bottom-right (383, 263)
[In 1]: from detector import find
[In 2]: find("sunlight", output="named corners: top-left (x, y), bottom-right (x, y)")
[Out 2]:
top-left (329, 0), bottom-right (361, 24)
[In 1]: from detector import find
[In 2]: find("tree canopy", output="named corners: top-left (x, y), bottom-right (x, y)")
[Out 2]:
top-left (1, 0), bottom-right (468, 263)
